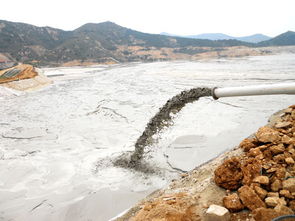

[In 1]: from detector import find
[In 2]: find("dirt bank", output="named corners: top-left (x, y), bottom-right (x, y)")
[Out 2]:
top-left (0, 64), bottom-right (52, 91)
top-left (114, 105), bottom-right (295, 221)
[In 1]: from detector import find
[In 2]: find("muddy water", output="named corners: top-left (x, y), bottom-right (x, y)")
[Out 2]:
top-left (0, 52), bottom-right (295, 221)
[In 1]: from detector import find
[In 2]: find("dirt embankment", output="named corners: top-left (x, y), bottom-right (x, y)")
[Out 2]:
top-left (115, 105), bottom-right (295, 221)
top-left (0, 64), bottom-right (38, 84)
top-left (0, 64), bottom-right (52, 91)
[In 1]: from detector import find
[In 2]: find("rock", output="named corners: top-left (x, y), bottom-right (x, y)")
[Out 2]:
top-left (265, 197), bottom-right (286, 207)
top-left (273, 154), bottom-right (285, 163)
top-left (282, 178), bottom-right (295, 192)
top-left (238, 185), bottom-right (266, 211)
top-left (270, 144), bottom-right (285, 154)
top-left (248, 147), bottom-right (263, 157)
top-left (267, 192), bottom-right (279, 197)
top-left (253, 208), bottom-right (290, 221)
top-left (239, 138), bottom-right (258, 152)
top-left (256, 126), bottom-right (281, 143)
top-left (254, 185), bottom-right (268, 200)
top-left (222, 193), bottom-right (244, 212)
top-left (274, 204), bottom-right (294, 214)
top-left (279, 189), bottom-right (294, 199)
top-left (271, 180), bottom-right (282, 192)
top-left (204, 204), bottom-right (230, 221)
top-left (275, 167), bottom-right (286, 180)
top-left (241, 158), bottom-right (262, 186)
top-left (284, 108), bottom-right (293, 114)
top-left (214, 157), bottom-right (243, 190)
top-left (282, 135), bottom-right (292, 144)
top-left (285, 157), bottom-right (295, 164)
top-left (275, 121), bottom-right (293, 128)
top-left (253, 176), bottom-right (269, 185)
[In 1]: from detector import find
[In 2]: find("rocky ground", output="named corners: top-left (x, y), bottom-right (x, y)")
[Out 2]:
top-left (115, 105), bottom-right (295, 221)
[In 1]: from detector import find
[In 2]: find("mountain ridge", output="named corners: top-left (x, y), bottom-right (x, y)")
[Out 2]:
top-left (0, 20), bottom-right (294, 67)
top-left (161, 32), bottom-right (271, 43)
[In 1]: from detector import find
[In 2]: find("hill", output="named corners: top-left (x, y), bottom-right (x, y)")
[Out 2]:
top-left (258, 31), bottom-right (295, 46)
top-left (236, 34), bottom-right (271, 43)
top-left (0, 20), bottom-right (251, 66)
top-left (0, 20), bottom-right (294, 66)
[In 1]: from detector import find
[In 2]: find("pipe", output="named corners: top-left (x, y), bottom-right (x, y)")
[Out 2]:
top-left (212, 82), bottom-right (295, 100)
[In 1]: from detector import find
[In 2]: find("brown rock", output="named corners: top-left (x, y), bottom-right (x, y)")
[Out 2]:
top-left (284, 108), bottom-right (293, 114)
top-left (256, 126), bottom-right (281, 143)
top-left (239, 138), bottom-right (258, 152)
top-left (282, 135), bottom-right (293, 144)
top-left (279, 189), bottom-right (294, 199)
top-left (274, 204), bottom-right (294, 214)
top-left (275, 167), bottom-right (286, 180)
top-left (253, 208), bottom-right (286, 221)
top-left (271, 180), bottom-right (282, 192)
top-left (241, 158), bottom-right (262, 186)
top-left (282, 178), bottom-right (295, 192)
top-left (285, 157), bottom-right (295, 164)
top-left (267, 192), bottom-right (279, 197)
top-left (248, 147), bottom-right (263, 157)
top-left (254, 185), bottom-right (268, 200)
top-left (265, 197), bottom-right (286, 207)
top-left (275, 121), bottom-right (293, 128)
top-left (222, 193), bottom-right (244, 212)
top-left (238, 185), bottom-right (266, 211)
top-left (273, 154), bottom-right (285, 163)
top-left (270, 144), bottom-right (285, 154)
top-left (214, 157), bottom-right (243, 190)
top-left (253, 176), bottom-right (269, 185)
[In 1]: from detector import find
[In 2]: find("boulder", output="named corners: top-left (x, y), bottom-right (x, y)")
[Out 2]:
top-left (275, 121), bottom-right (293, 128)
top-left (282, 178), bottom-right (295, 192)
top-left (214, 157), bottom-right (243, 190)
top-left (239, 138), bottom-right (257, 152)
top-left (285, 157), bottom-right (295, 164)
top-left (253, 176), bottom-right (269, 185)
top-left (255, 126), bottom-right (281, 143)
top-left (222, 193), bottom-right (244, 212)
top-left (270, 144), bottom-right (285, 154)
top-left (238, 185), bottom-right (266, 211)
top-left (271, 179), bottom-right (282, 192)
top-left (254, 185), bottom-right (268, 200)
top-left (241, 158), bottom-right (262, 186)
top-left (204, 204), bottom-right (230, 221)
top-left (265, 197), bottom-right (286, 207)
top-left (253, 208), bottom-right (291, 221)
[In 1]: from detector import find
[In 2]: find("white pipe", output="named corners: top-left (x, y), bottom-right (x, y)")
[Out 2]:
top-left (212, 82), bottom-right (295, 99)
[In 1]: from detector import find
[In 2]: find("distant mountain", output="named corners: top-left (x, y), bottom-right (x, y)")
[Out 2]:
top-left (236, 34), bottom-right (271, 43)
top-left (187, 33), bottom-right (234, 40)
top-left (0, 20), bottom-right (250, 66)
top-left (161, 33), bottom-right (271, 43)
top-left (258, 31), bottom-right (295, 46)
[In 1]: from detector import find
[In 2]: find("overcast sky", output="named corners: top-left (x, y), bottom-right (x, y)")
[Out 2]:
top-left (1, 0), bottom-right (294, 37)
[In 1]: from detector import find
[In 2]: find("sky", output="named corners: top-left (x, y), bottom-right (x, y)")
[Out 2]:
top-left (1, 0), bottom-right (295, 37)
